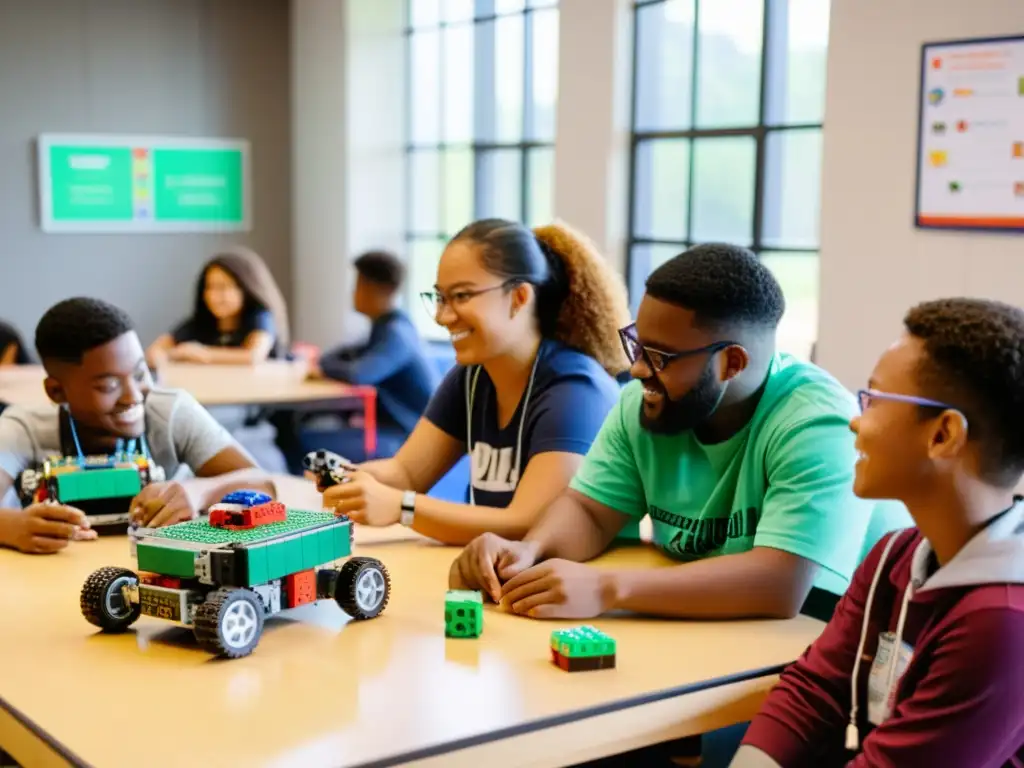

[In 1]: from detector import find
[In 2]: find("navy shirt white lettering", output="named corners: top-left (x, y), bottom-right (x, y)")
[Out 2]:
top-left (424, 340), bottom-right (620, 508)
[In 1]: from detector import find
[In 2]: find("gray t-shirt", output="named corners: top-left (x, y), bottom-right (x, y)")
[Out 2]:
top-left (0, 388), bottom-right (238, 507)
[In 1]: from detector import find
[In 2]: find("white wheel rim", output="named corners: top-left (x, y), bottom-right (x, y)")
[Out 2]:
top-left (222, 599), bottom-right (259, 650)
top-left (105, 576), bottom-right (134, 618)
top-left (355, 568), bottom-right (386, 612)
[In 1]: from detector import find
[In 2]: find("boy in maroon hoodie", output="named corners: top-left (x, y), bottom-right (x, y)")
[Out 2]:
top-left (733, 297), bottom-right (1024, 768)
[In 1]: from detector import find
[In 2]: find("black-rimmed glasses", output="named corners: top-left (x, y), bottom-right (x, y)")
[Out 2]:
top-left (419, 280), bottom-right (518, 319)
top-left (618, 322), bottom-right (737, 373)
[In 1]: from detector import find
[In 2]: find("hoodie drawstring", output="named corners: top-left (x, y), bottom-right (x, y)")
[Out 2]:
top-left (847, 532), bottom-right (900, 751)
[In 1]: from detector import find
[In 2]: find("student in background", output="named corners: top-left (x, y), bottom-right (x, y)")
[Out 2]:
top-left (300, 250), bottom-right (438, 462)
top-left (0, 298), bottom-right (275, 554)
top-left (733, 298), bottom-right (1024, 768)
top-left (146, 246), bottom-right (290, 367)
top-left (321, 218), bottom-right (630, 545)
top-left (0, 321), bottom-right (31, 366)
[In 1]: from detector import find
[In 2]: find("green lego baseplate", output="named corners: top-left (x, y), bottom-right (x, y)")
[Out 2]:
top-left (144, 509), bottom-right (336, 546)
top-left (550, 625), bottom-right (616, 658)
top-left (444, 589), bottom-right (483, 638)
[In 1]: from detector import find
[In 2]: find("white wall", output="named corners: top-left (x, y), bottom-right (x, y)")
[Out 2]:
top-left (552, 0), bottom-right (633, 275)
top-left (291, 0), bottom-right (404, 348)
top-left (0, 0), bottom-right (291, 346)
top-left (817, 0), bottom-right (1024, 390)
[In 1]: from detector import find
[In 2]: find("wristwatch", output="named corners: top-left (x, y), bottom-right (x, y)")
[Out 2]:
top-left (400, 490), bottom-right (417, 527)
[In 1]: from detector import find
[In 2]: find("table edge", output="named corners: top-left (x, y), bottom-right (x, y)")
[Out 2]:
top-left (349, 661), bottom-right (789, 768)
top-left (0, 694), bottom-right (85, 768)
top-left (0, 661), bottom-right (787, 768)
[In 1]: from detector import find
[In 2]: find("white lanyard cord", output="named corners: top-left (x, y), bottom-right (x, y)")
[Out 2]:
top-left (466, 353), bottom-right (540, 505)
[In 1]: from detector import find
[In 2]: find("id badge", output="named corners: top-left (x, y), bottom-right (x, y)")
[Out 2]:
top-left (867, 632), bottom-right (914, 725)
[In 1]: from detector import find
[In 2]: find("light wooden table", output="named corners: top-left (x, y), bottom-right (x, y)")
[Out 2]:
top-left (0, 478), bottom-right (824, 768)
top-left (0, 362), bottom-right (378, 457)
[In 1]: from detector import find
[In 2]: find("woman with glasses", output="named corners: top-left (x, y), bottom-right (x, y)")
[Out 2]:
top-left (320, 218), bottom-right (629, 544)
top-left (735, 297), bottom-right (1024, 768)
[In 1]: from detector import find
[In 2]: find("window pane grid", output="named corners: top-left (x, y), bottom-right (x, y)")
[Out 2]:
top-left (627, 0), bottom-right (829, 359)
top-left (405, 1), bottom-right (558, 338)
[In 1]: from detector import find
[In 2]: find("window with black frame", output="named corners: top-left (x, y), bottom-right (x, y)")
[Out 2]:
top-left (404, 0), bottom-right (559, 340)
top-left (627, 0), bottom-right (830, 360)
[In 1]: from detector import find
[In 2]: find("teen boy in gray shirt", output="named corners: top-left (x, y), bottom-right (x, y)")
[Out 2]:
top-left (0, 298), bottom-right (275, 554)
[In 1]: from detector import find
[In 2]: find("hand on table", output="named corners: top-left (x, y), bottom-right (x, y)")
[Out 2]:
top-left (448, 533), bottom-right (541, 604)
top-left (3, 503), bottom-right (96, 554)
top-left (168, 342), bottom-right (211, 364)
top-left (130, 481), bottom-right (200, 527)
top-left (323, 470), bottom-right (402, 527)
top-left (500, 559), bottom-right (616, 620)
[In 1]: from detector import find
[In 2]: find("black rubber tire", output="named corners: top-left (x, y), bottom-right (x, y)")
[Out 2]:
top-left (81, 566), bottom-right (141, 632)
top-left (335, 557), bottom-right (391, 620)
top-left (193, 588), bottom-right (265, 658)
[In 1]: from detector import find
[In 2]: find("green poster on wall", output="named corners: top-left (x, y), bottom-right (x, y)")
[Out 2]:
top-left (37, 134), bottom-right (250, 233)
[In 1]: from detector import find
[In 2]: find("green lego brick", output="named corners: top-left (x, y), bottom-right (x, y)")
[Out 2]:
top-left (246, 545), bottom-right (269, 585)
top-left (550, 626), bottom-right (616, 658)
top-left (265, 536), bottom-right (303, 581)
top-left (147, 509), bottom-right (340, 546)
top-left (56, 467), bottom-right (141, 502)
top-left (300, 527), bottom-right (318, 564)
top-left (334, 521), bottom-right (352, 559)
top-left (137, 543), bottom-right (196, 578)
top-left (445, 590), bottom-right (483, 638)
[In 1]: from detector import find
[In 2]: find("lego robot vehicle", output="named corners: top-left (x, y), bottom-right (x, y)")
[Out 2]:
top-left (80, 490), bottom-right (390, 658)
top-left (19, 437), bottom-right (165, 534)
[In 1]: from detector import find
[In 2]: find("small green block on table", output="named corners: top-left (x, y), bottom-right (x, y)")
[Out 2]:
top-left (550, 625), bottom-right (616, 672)
top-left (445, 590), bottom-right (483, 638)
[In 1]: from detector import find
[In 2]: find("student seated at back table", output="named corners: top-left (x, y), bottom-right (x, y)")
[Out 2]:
top-left (0, 320), bottom-right (31, 366)
top-left (0, 297), bottom-right (276, 554)
top-left (0, 321), bottom-right (32, 417)
top-left (147, 246), bottom-right (292, 471)
top-left (449, 243), bottom-right (910, 619)
top-left (298, 250), bottom-right (439, 463)
top-left (320, 218), bottom-right (629, 545)
top-left (146, 246), bottom-right (290, 367)
top-left (732, 298), bottom-right (1024, 768)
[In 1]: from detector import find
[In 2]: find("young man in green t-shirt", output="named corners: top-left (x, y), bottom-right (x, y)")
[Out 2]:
top-left (449, 243), bottom-right (909, 621)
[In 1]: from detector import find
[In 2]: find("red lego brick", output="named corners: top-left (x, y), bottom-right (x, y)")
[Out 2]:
top-left (249, 501), bottom-right (287, 526)
top-left (285, 569), bottom-right (317, 608)
top-left (138, 572), bottom-right (181, 589)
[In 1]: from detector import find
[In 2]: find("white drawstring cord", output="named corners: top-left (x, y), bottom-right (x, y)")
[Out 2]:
top-left (466, 353), bottom-right (539, 505)
top-left (847, 532), bottom-right (900, 751)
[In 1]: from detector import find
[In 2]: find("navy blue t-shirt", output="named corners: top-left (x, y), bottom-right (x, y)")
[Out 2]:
top-left (424, 339), bottom-right (620, 508)
top-left (172, 309), bottom-right (280, 358)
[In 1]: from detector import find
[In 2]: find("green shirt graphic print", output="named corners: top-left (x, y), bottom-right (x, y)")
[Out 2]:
top-left (569, 353), bottom-right (911, 596)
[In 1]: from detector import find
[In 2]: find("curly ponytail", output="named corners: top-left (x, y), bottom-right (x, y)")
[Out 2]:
top-left (532, 222), bottom-right (630, 375)
top-left (451, 218), bottom-right (630, 376)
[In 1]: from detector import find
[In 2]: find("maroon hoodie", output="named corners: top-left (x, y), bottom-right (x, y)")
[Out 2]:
top-left (737, 499), bottom-right (1024, 768)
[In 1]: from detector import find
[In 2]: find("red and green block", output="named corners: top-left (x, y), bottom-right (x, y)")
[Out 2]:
top-left (550, 625), bottom-right (616, 672)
